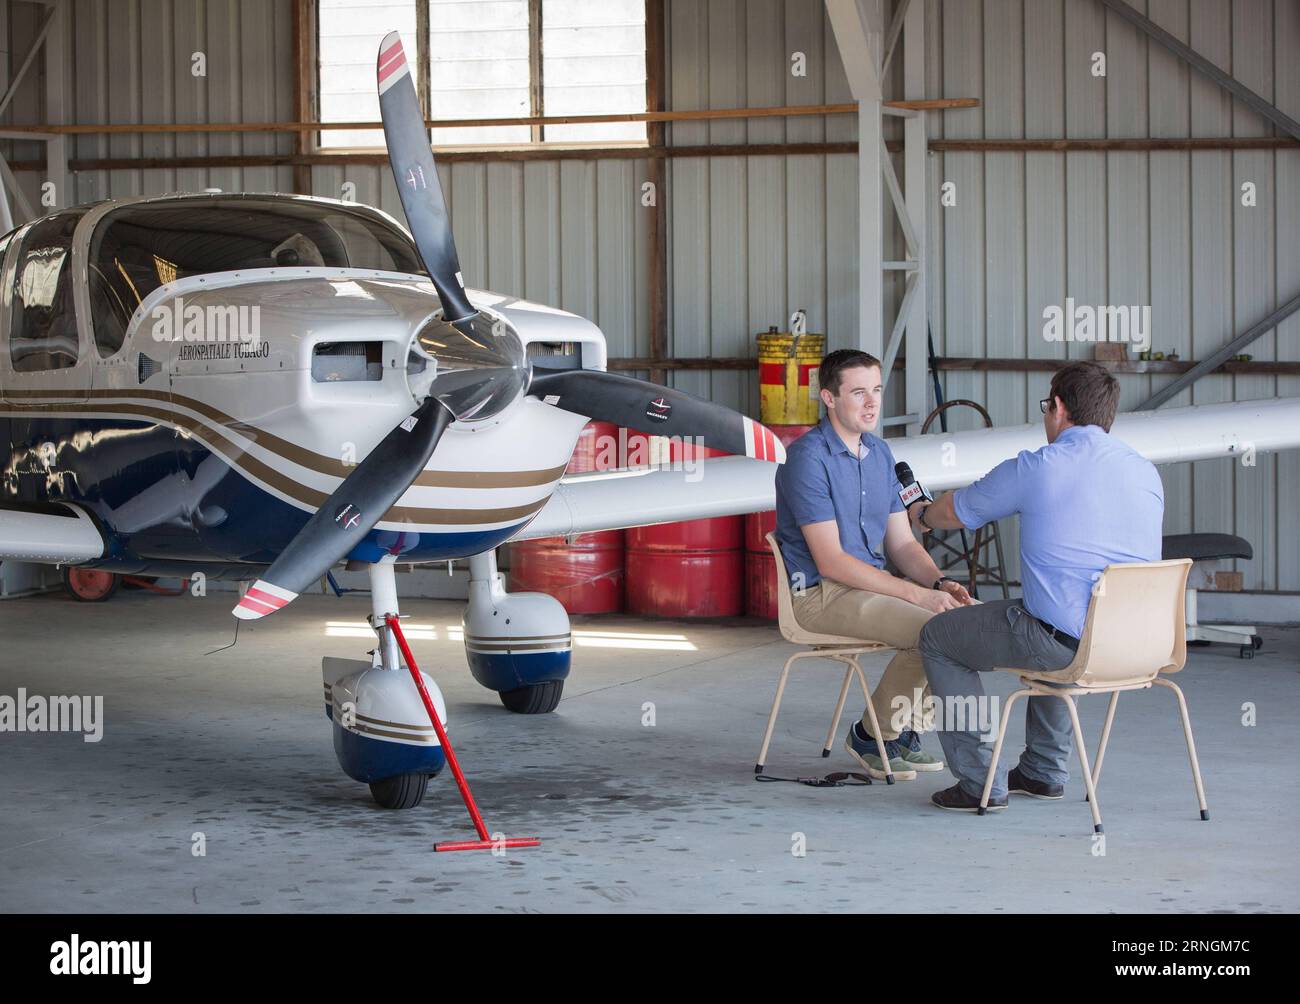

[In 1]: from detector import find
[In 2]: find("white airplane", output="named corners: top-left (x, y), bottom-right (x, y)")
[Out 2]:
top-left (2, 32), bottom-right (1297, 810)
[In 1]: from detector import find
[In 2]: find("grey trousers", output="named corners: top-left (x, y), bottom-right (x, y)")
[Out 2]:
top-left (919, 600), bottom-right (1077, 799)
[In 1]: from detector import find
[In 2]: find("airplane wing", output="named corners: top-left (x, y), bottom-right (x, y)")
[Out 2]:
top-left (518, 456), bottom-right (777, 540)
top-left (0, 502), bottom-right (106, 564)
top-left (516, 397), bottom-right (1300, 540)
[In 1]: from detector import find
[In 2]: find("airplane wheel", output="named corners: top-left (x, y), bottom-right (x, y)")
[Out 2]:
top-left (368, 772), bottom-right (430, 809)
top-left (499, 680), bottom-right (564, 714)
top-left (62, 567), bottom-right (119, 602)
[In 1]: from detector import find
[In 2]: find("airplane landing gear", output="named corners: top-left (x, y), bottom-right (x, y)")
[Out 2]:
top-left (464, 550), bottom-right (572, 714)
top-left (368, 771), bottom-right (430, 810)
top-left (499, 679), bottom-right (565, 714)
top-left (321, 558), bottom-right (447, 810)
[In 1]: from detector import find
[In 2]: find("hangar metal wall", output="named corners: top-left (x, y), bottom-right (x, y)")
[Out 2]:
top-left (663, 0), bottom-right (1300, 591)
top-left (922, 0), bottom-right (1299, 592)
top-left (1, 0), bottom-right (1296, 589)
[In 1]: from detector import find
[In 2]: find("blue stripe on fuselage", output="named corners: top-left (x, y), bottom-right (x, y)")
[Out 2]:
top-left (0, 413), bottom-right (531, 572)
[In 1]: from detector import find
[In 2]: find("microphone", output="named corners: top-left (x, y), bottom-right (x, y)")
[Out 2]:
top-left (895, 461), bottom-right (933, 509)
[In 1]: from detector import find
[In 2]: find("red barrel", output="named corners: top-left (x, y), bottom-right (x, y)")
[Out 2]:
top-left (566, 420), bottom-right (620, 474)
top-left (509, 531), bottom-right (624, 614)
top-left (624, 432), bottom-right (744, 617)
top-left (508, 420), bottom-right (625, 613)
top-left (743, 424), bottom-right (815, 619)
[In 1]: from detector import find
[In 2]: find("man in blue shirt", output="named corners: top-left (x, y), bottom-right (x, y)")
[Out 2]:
top-left (914, 361), bottom-right (1164, 811)
top-left (776, 350), bottom-right (973, 780)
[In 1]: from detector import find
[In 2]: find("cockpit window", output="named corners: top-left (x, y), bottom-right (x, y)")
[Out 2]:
top-left (87, 197), bottom-right (427, 357)
top-left (10, 211), bottom-right (87, 372)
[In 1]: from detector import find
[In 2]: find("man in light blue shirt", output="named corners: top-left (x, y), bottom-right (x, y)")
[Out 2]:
top-left (913, 362), bottom-right (1164, 812)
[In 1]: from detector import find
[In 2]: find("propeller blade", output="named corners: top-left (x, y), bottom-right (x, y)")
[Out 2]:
top-left (530, 370), bottom-right (788, 463)
top-left (232, 398), bottom-right (455, 620)
top-left (377, 31), bottom-right (476, 327)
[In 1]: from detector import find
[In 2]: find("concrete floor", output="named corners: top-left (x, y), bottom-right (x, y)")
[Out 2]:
top-left (1, 587), bottom-right (1297, 913)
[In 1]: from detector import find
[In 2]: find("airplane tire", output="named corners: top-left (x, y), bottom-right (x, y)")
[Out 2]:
top-left (62, 567), bottom-right (120, 602)
top-left (369, 772), bottom-right (429, 809)
top-left (498, 680), bottom-right (564, 714)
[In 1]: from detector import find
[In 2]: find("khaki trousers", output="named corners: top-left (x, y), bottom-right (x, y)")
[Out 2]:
top-left (790, 577), bottom-right (935, 740)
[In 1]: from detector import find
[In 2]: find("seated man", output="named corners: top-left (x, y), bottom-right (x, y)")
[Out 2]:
top-left (914, 361), bottom-right (1164, 811)
top-left (775, 349), bottom-right (972, 780)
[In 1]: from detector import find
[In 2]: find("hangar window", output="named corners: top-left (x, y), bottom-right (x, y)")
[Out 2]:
top-left (9, 210), bottom-right (87, 372)
top-left (86, 197), bottom-right (427, 354)
top-left (317, 0), bottom-right (647, 150)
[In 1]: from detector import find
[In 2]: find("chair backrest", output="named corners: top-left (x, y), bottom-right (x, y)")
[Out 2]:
top-left (767, 531), bottom-right (803, 643)
top-left (1064, 558), bottom-right (1192, 687)
top-left (765, 532), bottom-right (894, 650)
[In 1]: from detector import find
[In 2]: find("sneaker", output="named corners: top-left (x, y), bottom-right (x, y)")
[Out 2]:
top-left (894, 729), bottom-right (945, 772)
top-left (843, 723), bottom-right (916, 781)
top-left (930, 783), bottom-right (1007, 812)
top-left (1008, 765), bottom-right (1064, 800)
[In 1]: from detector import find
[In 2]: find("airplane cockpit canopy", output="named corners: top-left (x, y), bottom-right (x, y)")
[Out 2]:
top-left (87, 196), bottom-right (427, 357)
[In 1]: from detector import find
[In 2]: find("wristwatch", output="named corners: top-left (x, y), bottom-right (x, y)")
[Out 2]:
top-left (917, 504), bottom-right (934, 531)
top-left (933, 576), bottom-right (960, 591)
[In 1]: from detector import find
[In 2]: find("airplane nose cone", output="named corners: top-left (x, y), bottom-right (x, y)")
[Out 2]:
top-left (409, 308), bottom-right (529, 421)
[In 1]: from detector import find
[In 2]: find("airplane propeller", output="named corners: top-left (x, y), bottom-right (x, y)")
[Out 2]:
top-left (232, 30), bottom-right (784, 621)
top-left (376, 31), bottom-right (476, 330)
top-left (530, 370), bottom-right (788, 463)
top-left (373, 30), bottom-right (786, 464)
top-left (232, 398), bottom-right (454, 620)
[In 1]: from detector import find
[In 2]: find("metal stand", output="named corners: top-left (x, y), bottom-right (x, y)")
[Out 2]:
top-left (384, 614), bottom-right (541, 853)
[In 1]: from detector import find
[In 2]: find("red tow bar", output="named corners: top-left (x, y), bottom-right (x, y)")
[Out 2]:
top-left (384, 614), bottom-right (541, 853)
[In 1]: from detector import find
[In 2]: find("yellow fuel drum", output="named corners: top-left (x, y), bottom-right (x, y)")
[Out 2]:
top-left (757, 327), bottom-right (825, 426)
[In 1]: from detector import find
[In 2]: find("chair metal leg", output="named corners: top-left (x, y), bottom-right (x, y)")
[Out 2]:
top-left (755, 651), bottom-right (800, 773)
top-left (858, 664), bottom-right (897, 785)
top-left (1088, 691), bottom-right (1120, 799)
top-left (822, 662), bottom-right (856, 758)
top-left (852, 660), bottom-right (872, 704)
top-left (979, 688), bottom-right (1029, 814)
top-left (1060, 695), bottom-right (1103, 834)
top-left (1153, 677), bottom-right (1210, 820)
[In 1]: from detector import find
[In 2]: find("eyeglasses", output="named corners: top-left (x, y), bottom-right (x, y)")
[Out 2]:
top-left (1039, 397), bottom-right (1054, 414)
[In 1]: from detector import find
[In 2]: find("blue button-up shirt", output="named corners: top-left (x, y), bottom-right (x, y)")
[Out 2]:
top-left (774, 418), bottom-right (905, 590)
top-left (953, 424), bottom-right (1164, 638)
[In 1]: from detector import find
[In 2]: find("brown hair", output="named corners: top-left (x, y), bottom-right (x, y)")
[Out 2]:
top-left (1048, 361), bottom-right (1121, 431)
top-left (819, 349), bottom-right (882, 396)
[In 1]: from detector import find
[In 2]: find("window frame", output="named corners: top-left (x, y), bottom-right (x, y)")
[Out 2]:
top-left (311, 0), bottom-right (651, 155)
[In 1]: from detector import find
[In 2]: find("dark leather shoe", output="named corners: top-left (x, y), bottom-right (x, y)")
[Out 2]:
top-left (1008, 765), bottom-right (1064, 800)
top-left (930, 783), bottom-right (1007, 812)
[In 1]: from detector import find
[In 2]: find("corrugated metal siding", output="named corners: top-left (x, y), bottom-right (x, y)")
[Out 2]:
top-left (2, 0), bottom-right (1296, 588)
top-left (16, 0), bottom-right (297, 205)
top-left (924, 0), bottom-right (1299, 589)
top-left (0, 0), bottom-right (649, 364)
top-left (663, 0), bottom-right (881, 417)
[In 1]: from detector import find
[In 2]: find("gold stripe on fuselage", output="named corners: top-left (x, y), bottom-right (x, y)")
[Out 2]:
top-left (1, 391), bottom-right (561, 526)
top-left (3, 389), bottom-right (566, 488)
